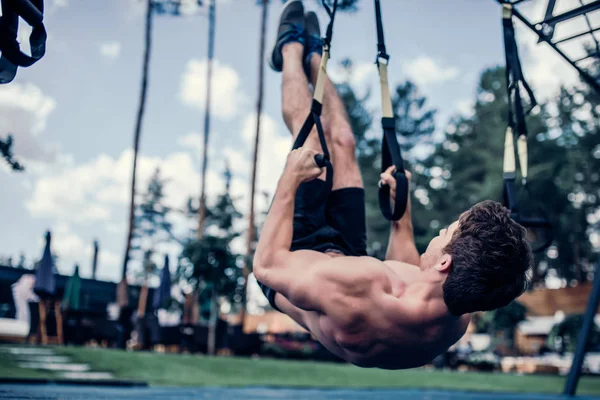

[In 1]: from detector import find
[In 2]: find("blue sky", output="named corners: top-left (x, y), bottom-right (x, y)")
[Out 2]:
top-left (0, 0), bottom-right (590, 292)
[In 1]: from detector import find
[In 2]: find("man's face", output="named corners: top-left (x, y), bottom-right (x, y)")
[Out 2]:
top-left (420, 220), bottom-right (460, 270)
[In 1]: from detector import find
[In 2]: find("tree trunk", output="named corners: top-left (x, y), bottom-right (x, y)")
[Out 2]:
top-left (121, 0), bottom-right (153, 281)
top-left (91, 239), bottom-right (99, 280)
top-left (240, 0), bottom-right (269, 328)
top-left (197, 0), bottom-right (216, 239)
top-left (207, 287), bottom-right (218, 355)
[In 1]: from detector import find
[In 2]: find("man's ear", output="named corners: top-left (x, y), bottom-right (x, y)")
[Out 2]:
top-left (434, 254), bottom-right (452, 273)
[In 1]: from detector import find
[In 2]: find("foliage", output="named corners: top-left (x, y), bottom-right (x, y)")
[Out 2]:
top-left (131, 168), bottom-right (173, 281)
top-left (465, 352), bottom-right (501, 371)
top-left (152, 0), bottom-right (203, 16)
top-left (317, 0), bottom-right (359, 12)
top-left (0, 134), bottom-right (24, 172)
top-left (476, 301), bottom-right (527, 343)
top-left (410, 66), bottom-right (598, 283)
top-left (547, 314), bottom-right (600, 353)
top-left (179, 165), bottom-right (245, 316)
top-left (337, 61), bottom-right (437, 258)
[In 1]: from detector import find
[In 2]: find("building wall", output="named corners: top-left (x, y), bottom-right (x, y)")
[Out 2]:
top-left (515, 331), bottom-right (547, 355)
top-left (0, 265), bottom-right (153, 316)
top-left (518, 284), bottom-right (598, 316)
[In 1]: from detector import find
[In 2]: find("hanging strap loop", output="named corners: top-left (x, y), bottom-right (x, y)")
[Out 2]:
top-left (374, 0), bottom-right (408, 221)
top-left (502, 3), bottom-right (536, 183)
top-left (501, 3), bottom-right (552, 253)
top-left (0, 0), bottom-right (47, 84)
top-left (290, 0), bottom-right (338, 208)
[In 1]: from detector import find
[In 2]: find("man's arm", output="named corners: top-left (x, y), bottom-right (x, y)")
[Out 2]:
top-left (386, 220), bottom-right (420, 265)
top-left (381, 168), bottom-right (420, 265)
top-left (253, 147), bottom-right (330, 311)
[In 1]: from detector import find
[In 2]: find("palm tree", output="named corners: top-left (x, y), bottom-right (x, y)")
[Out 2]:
top-left (197, 0), bottom-right (216, 238)
top-left (121, 0), bottom-right (154, 283)
top-left (241, 0), bottom-right (269, 328)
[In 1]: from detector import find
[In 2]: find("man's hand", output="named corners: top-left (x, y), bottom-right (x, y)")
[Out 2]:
top-left (283, 147), bottom-right (324, 184)
top-left (382, 167), bottom-right (420, 265)
top-left (380, 166), bottom-right (412, 226)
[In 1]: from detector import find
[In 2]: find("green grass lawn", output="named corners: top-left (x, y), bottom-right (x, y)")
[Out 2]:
top-left (2, 345), bottom-right (600, 395)
top-left (57, 347), bottom-right (600, 394)
top-left (0, 350), bottom-right (55, 380)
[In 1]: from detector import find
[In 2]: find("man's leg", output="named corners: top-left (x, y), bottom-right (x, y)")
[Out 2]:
top-left (306, 53), bottom-right (368, 256)
top-left (307, 54), bottom-right (363, 190)
top-left (281, 43), bottom-right (329, 154)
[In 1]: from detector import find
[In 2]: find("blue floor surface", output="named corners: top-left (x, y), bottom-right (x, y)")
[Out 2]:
top-left (1, 385), bottom-right (599, 400)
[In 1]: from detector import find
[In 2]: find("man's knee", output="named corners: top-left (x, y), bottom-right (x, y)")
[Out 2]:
top-left (331, 128), bottom-right (356, 153)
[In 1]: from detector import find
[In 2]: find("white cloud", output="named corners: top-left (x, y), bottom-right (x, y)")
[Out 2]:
top-left (179, 59), bottom-right (245, 119)
top-left (0, 83), bottom-right (58, 163)
top-left (26, 150), bottom-right (204, 225)
top-left (403, 56), bottom-right (460, 86)
top-left (456, 99), bottom-right (475, 117)
top-left (177, 131), bottom-right (204, 157)
top-left (241, 112), bottom-right (290, 200)
top-left (50, 222), bottom-right (120, 279)
top-left (25, 148), bottom-right (215, 281)
top-left (99, 41), bottom-right (122, 60)
top-left (328, 61), bottom-right (378, 88)
top-left (178, 0), bottom-right (203, 16)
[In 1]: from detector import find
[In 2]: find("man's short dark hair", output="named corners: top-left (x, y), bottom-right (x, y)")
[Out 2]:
top-left (442, 200), bottom-right (532, 316)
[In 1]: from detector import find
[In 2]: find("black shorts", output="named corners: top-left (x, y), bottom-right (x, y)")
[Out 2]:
top-left (258, 179), bottom-right (367, 310)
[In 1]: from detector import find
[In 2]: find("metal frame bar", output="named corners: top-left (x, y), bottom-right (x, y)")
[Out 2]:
top-left (554, 26), bottom-right (600, 44)
top-left (539, 0), bottom-right (559, 40)
top-left (495, 0), bottom-right (600, 94)
top-left (564, 263), bottom-right (600, 396)
top-left (574, 51), bottom-right (600, 63)
top-left (540, 1), bottom-right (600, 27)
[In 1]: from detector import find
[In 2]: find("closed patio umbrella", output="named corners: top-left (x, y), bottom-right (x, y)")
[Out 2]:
top-left (34, 231), bottom-right (55, 299)
top-left (63, 265), bottom-right (81, 311)
top-left (153, 255), bottom-right (171, 310)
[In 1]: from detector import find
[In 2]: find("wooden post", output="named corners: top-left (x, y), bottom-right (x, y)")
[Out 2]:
top-left (138, 285), bottom-right (148, 318)
top-left (38, 301), bottom-right (47, 345)
top-left (54, 301), bottom-right (64, 345)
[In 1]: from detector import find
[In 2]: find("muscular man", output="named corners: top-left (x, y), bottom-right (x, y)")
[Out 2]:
top-left (254, 0), bottom-right (532, 370)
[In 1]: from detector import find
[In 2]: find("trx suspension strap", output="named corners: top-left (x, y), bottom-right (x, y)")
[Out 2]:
top-left (0, 0), bottom-right (47, 84)
top-left (291, 0), bottom-right (336, 207)
top-left (502, 3), bottom-right (553, 252)
top-left (374, 0), bottom-right (408, 221)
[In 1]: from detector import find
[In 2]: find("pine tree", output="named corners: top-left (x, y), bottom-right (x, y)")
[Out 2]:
top-left (180, 165), bottom-right (243, 354)
top-left (131, 167), bottom-right (173, 282)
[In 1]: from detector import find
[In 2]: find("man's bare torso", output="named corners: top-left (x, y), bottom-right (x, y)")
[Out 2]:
top-left (276, 251), bottom-right (471, 370)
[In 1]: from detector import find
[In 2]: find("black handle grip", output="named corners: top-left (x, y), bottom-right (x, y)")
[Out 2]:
top-left (378, 170), bottom-right (409, 221)
top-left (314, 154), bottom-right (326, 168)
top-left (13, 0), bottom-right (44, 26)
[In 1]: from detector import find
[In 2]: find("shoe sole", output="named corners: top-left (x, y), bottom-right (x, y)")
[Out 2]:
top-left (268, 0), bottom-right (303, 71)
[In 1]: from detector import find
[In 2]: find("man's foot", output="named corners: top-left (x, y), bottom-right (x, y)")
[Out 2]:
top-left (304, 11), bottom-right (323, 78)
top-left (269, 0), bottom-right (306, 72)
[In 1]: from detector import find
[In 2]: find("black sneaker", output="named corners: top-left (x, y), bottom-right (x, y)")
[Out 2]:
top-left (269, 0), bottom-right (306, 72)
top-left (304, 11), bottom-right (323, 78)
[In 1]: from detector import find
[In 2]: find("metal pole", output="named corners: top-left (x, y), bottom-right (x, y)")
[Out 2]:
top-left (564, 263), bottom-right (600, 396)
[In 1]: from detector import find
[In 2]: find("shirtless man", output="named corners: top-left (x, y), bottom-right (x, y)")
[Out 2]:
top-left (254, 0), bottom-right (532, 370)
